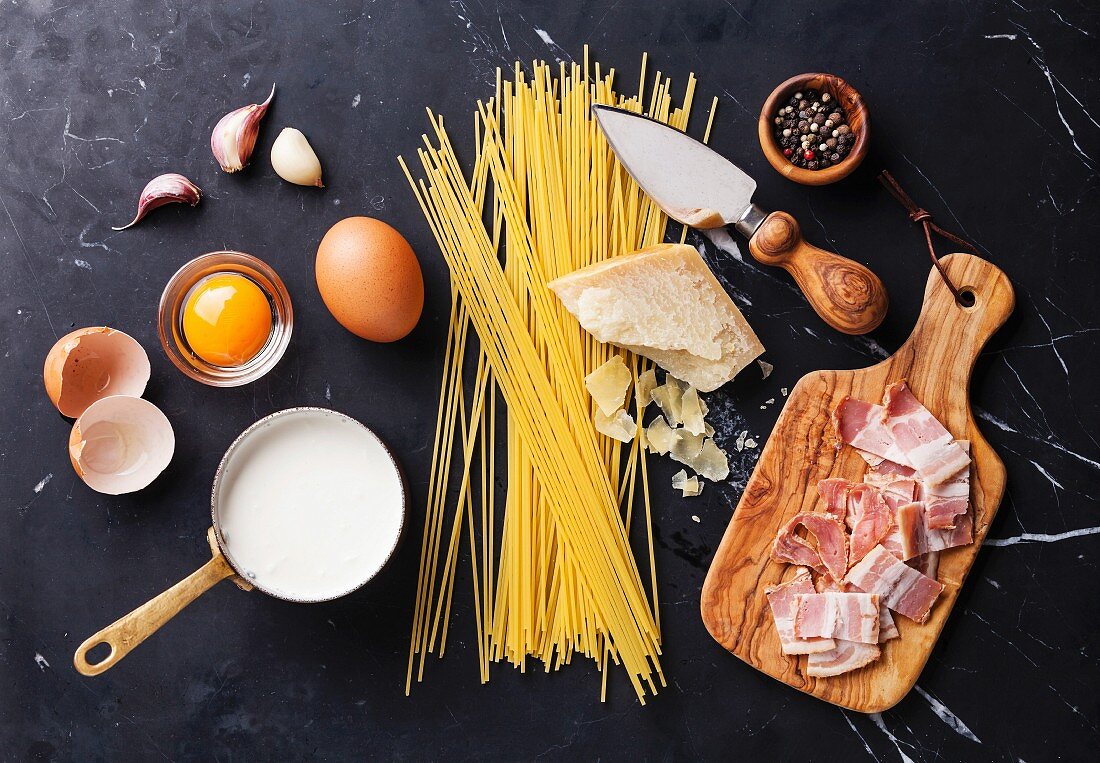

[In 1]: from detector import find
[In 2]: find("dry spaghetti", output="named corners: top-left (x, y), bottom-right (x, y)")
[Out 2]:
top-left (400, 49), bottom-right (717, 702)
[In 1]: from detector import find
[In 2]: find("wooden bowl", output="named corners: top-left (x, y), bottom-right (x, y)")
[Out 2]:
top-left (758, 72), bottom-right (869, 186)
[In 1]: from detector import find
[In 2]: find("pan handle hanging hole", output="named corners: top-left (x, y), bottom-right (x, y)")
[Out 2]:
top-left (84, 640), bottom-right (113, 666)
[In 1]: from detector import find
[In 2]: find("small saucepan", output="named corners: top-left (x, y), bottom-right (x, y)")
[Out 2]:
top-left (74, 407), bottom-right (406, 676)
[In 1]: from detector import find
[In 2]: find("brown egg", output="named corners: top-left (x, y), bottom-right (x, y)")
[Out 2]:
top-left (315, 216), bottom-right (424, 342)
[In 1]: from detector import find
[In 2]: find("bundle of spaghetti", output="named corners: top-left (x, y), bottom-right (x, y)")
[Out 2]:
top-left (401, 48), bottom-right (718, 701)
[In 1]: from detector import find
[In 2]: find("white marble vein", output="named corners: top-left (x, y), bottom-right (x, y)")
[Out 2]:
top-left (985, 526), bottom-right (1100, 547)
top-left (869, 714), bottom-right (916, 763)
top-left (914, 686), bottom-right (982, 743)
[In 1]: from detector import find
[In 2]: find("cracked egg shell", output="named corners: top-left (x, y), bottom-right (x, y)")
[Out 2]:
top-left (44, 327), bottom-right (151, 418)
top-left (69, 396), bottom-right (174, 495)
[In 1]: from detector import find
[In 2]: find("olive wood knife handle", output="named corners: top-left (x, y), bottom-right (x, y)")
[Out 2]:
top-left (748, 211), bottom-right (888, 335)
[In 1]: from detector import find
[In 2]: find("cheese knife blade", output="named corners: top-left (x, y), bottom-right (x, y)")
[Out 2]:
top-left (592, 104), bottom-right (888, 335)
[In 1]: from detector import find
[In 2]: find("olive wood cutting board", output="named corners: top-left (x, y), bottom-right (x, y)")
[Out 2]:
top-left (700, 252), bottom-right (1014, 713)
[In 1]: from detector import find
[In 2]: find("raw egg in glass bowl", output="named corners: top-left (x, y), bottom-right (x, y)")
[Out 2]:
top-left (158, 251), bottom-right (292, 386)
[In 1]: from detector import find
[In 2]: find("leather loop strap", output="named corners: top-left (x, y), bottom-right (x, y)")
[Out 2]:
top-left (878, 170), bottom-right (979, 303)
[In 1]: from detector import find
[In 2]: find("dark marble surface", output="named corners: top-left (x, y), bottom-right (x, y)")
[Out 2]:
top-left (2, 1), bottom-right (1098, 760)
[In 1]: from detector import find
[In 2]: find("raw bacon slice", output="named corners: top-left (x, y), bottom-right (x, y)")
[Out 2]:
top-left (862, 458), bottom-right (918, 488)
top-left (878, 604), bottom-right (900, 642)
top-left (771, 513), bottom-right (848, 580)
top-left (833, 397), bottom-right (912, 466)
top-left (895, 502), bottom-right (974, 559)
top-left (847, 485), bottom-right (894, 566)
top-left (883, 381), bottom-right (971, 486)
top-left (923, 442), bottom-right (971, 529)
top-left (925, 497), bottom-right (969, 531)
top-left (818, 478), bottom-right (852, 524)
top-left (793, 592), bottom-right (881, 644)
top-left (908, 551), bottom-right (940, 579)
top-left (845, 544), bottom-right (945, 623)
top-left (816, 573), bottom-right (898, 643)
top-left (765, 569), bottom-right (836, 655)
top-left (806, 639), bottom-right (881, 678)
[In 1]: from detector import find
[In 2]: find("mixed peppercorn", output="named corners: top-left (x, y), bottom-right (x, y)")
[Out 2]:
top-left (772, 89), bottom-right (853, 171)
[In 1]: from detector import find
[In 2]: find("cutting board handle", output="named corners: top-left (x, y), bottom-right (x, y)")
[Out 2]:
top-left (73, 533), bottom-right (237, 676)
top-left (891, 252), bottom-right (1015, 381)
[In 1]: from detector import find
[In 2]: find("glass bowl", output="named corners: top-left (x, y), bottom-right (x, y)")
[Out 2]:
top-left (158, 251), bottom-right (293, 387)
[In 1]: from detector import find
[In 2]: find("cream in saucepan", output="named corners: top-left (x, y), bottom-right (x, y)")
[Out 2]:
top-left (214, 409), bottom-right (403, 601)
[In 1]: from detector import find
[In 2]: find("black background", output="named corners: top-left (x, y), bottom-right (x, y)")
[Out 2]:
top-left (2, 1), bottom-right (1098, 760)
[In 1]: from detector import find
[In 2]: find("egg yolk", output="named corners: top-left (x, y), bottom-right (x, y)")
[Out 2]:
top-left (182, 274), bottom-right (273, 367)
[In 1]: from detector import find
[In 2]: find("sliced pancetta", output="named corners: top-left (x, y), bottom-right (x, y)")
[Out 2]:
top-left (793, 592), bottom-right (881, 644)
top-left (819, 570), bottom-right (900, 643)
top-left (878, 604), bottom-right (900, 642)
top-left (908, 551), bottom-right (940, 579)
top-left (923, 442), bottom-right (971, 529)
top-left (771, 513), bottom-right (848, 581)
top-left (894, 502), bottom-right (974, 559)
top-left (833, 397), bottom-right (912, 466)
top-left (847, 484), bottom-right (894, 566)
top-left (806, 639), bottom-right (881, 678)
top-left (765, 569), bottom-right (836, 655)
top-left (818, 478), bottom-right (852, 524)
top-left (883, 381), bottom-right (971, 486)
top-left (845, 544), bottom-right (945, 623)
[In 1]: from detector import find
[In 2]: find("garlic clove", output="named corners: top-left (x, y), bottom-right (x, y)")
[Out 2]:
top-left (270, 127), bottom-right (324, 187)
top-left (211, 83), bottom-right (276, 173)
top-left (112, 173), bottom-right (202, 231)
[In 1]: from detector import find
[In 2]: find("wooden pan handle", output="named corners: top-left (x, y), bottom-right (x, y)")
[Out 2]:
top-left (74, 549), bottom-right (236, 676)
top-left (748, 211), bottom-right (888, 335)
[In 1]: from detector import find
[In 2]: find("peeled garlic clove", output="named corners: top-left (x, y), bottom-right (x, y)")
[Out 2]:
top-left (211, 83), bottom-right (276, 173)
top-left (43, 327), bottom-right (151, 418)
top-left (112, 173), bottom-right (202, 231)
top-left (270, 127), bottom-right (324, 187)
top-left (69, 395), bottom-right (174, 495)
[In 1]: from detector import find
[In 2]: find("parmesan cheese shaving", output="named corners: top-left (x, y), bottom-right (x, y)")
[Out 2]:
top-left (585, 356), bottom-right (632, 416)
top-left (594, 408), bottom-right (637, 443)
top-left (646, 416), bottom-right (679, 455)
top-left (635, 369), bottom-right (658, 409)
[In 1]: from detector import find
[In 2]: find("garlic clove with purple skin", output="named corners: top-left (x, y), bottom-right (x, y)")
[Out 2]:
top-left (210, 83), bottom-right (275, 173)
top-left (270, 128), bottom-right (324, 187)
top-left (112, 173), bottom-right (202, 231)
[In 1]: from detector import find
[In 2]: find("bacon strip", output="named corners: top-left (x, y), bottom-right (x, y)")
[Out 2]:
top-left (793, 592), bottom-right (881, 644)
top-left (894, 502), bottom-right (974, 560)
top-left (765, 570), bottom-right (836, 655)
top-left (847, 484), bottom-right (894, 566)
top-left (845, 544), bottom-right (945, 623)
top-left (908, 551), bottom-right (940, 580)
top-left (806, 639), bottom-right (881, 678)
top-left (883, 381), bottom-right (971, 486)
top-left (878, 604), bottom-right (900, 642)
top-left (923, 442), bottom-right (971, 529)
top-left (818, 478), bottom-right (851, 525)
top-left (833, 397), bottom-right (912, 466)
top-left (771, 513), bottom-right (848, 581)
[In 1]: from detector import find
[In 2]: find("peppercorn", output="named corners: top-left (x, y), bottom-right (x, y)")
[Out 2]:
top-left (771, 87), bottom-right (853, 171)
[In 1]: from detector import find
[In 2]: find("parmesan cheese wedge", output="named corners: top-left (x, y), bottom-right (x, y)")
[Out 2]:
top-left (548, 243), bottom-right (764, 392)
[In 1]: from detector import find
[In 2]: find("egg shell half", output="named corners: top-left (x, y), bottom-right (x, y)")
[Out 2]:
top-left (69, 395), bottom-right (175, 495)
top-left (43, 327), bottom-right (151, 418)
top-left (315, 216), bottom-right (424, 342)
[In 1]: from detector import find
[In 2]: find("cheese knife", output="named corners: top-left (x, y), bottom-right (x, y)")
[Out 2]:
top-left (592, 104), bottom-right (888, 335)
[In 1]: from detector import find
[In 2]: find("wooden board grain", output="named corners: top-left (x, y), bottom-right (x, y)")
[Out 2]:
top-left (700, 253), bottom-right (1014, 713)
